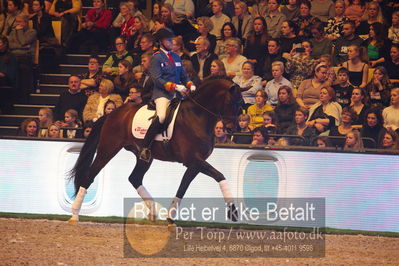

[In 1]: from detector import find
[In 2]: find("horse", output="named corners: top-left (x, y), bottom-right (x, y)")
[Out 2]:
top-left (68, 76), bottom-right (243, 224)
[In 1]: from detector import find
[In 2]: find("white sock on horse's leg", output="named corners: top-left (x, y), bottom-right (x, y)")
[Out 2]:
top-left (136, 185), bottom-right (157, 220)
top-left (71, 186), bottom-right (87, 221)
top-left (168, 197), bottom-right (181, 220)
top-left (219, 180), bottom-right (234, 205)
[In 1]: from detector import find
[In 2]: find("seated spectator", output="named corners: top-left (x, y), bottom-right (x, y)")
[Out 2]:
top-left (265, 0), bottom-right (286, 38)
top-left (19, 117), bottom-right (39, 137)
top-left (285, 107), bottom-right (316, 145)
top-left (222, 37), bottom-right (247, 78)
top-left (329, 107), bottom-right (357, 147)
top-left (274, 85), bottom-right (298, 133)
top-left (309, 22), bottom-right (333, 59)
top-left (47, 123), bottom-right (61, 138)
top-left (182, 60), bottom-right (201, 87)
top-left (247, 89), bottom-right (273, 130)
top-left (315, 135), bottom-right (332, 147)
top-left (284, 40), bottom-right (317, 91)
top-left (232, 113), bottom-right (252, 144)
top-left (278, 20), bottom-right (302, 57)
top-left (25, 0), bottom-right (55, 17)
top-left (0, 36), bottom-right (17, 113)
top-left (261, 39), bottom-right (285, 83)
top-left (344, 0), bottom-right (366, 25)
top-left (103, 99), bottom-right (116, 115)
top-left (380, 127), bottom-right (399, 150)
top-left (38, 107), bottom-right (54, 137)
top-left (310, 0), bottom-right (335, 22)
top-left (262, 110), bottom-right (278, 133)
top-left (49, 0), bottom-right (82, 50)
top-left (281, 0), bottom-right (300, 21)
top-left (70, 0), bottom-right (112, 54)
top-left (209, 0), bottom-right (230, 40)
top-left (215, 22), bottom-right (237, 60)
top-left (232, 1), bottom-right (253, 43)
top-left (124, 85), bottom-right (142, 104)
top-left (165, 0), bottom-right (194, 18)
top-left (363, 23), bottom-right (391, 68)
top-left (113, 60), bottom-right (135, 99)
top-left (251, 126), bottom-right (268, 145)
top-left (292, 0), bottom-right (321, 38)
top-left (341, 44), bottom-right (369, 89)
top-left (54, 75), bottom-right (87, 121)
top-left (365, 66), bottom-right (392, 108)
top-left (333, 20), bottom-right (363, 65)
top-left (325, 0), bottom-right (349, 41)
top-left (2, 0), bottom-right (23, 37)
top-left (388, 11), bottom-right (399, 45)
top-left (356, 1), bottom-right (383, 36)
top-left (382, 88), bottom-right (399, 132)
top-left (83, 79), bottom-right (123, 123)
top-left (296, 64), bottom-right (329, 109)
top-left (233, 61), bottom-right (262, 110)
top-left (383, 45), bottom-right (399, 86)
top-left (59, 109), bottom-right (83, 138)
top-left (137, 33), bottom-right (155, 57)
top-left (307, 87), bottom-right (342, 134)
top-left (251, 0), bottom-right (268, 18)
top-left (172, 36), bottom-right (190, 61)
top-left (113, 2), bottom-right (135, 41)
top-left (361, 108), bottom-right (386, 148)
top-left (214, 120), bottom-right (233, 144)
top-left (209, 59), bottom-right (226, 77)
top-left (349, 87), bottom-right (369, 126)
top-left (265, 61), bottom-right (292, 106)
top-left (343, 130), bottom-right (364, 152)
top-left (137, 52), bottom-right (153, 104)
top-left (187, 16), bottom-right (216, 53)
top-left (78, 55), bottom-right (104, 96)
top-left (83, 121), bottom-right (93, 138)
top-left (319, 54), bottom-right (336, 86)
top-left (8, 13), bottom-right (37, 103)
top-left (332, 67), bottom-right (354, 106)
top-left (127, 14), bottom-right (150, 54)
top-left (102, 37), bottom-right (134, 78)
top-left (190, 37), bottom-right (218, 81)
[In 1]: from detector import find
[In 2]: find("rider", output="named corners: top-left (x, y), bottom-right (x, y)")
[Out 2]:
top-left (140, 28), bottom-right (196, 161)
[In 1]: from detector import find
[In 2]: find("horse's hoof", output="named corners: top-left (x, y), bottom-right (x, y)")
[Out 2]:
top-left (67, 218), bottom-right (78, 225)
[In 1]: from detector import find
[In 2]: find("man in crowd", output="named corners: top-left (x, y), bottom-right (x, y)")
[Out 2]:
top-left (190, 37), bottom-right (218, 80)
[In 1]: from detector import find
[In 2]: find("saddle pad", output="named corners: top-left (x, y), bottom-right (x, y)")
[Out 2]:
top-left (132, 103), bottom-right (181, 140)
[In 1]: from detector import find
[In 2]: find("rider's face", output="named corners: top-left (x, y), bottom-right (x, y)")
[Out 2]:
top-left (161, 38), bottom-right (173, 51)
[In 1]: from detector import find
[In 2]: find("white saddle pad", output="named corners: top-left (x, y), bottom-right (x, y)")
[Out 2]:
top-left (132, 103), bottom-right (181, 140)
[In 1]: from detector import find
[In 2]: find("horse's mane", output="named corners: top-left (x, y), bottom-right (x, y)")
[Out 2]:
top-left (190, 75), bottom-right (233, 98)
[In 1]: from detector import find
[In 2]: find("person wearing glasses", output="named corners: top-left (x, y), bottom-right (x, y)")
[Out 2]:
top-left (102, 36), bottom-right (134, 78)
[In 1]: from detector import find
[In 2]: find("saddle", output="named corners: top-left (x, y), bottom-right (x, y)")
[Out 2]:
top-left (147, 98), bottom-right (180, 134)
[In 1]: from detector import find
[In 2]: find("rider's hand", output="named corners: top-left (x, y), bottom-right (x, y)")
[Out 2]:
top-left (175, 84), bottom-right (187, 93)
top-left (190, 85), bottom-right (196, 92)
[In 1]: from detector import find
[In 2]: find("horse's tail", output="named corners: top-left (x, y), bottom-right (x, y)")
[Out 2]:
top-left (69, 116), bottom-right (106, 196)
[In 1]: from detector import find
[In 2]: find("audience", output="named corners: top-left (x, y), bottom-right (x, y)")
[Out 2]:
top-left (343, 129), bottom-right (364, 152)
top-left (190, 36), bottom-right (218, 81)
top-left (247, 89), bottom-right (273, 130)
top-left (221, 37), bottom-right (247, 78)
top-left (214, 120), bottom-right (232, 144)
top-left (19, 117), bottom-right (39, 137)
top-left (274, 85), bottom-right (298, 133)
top-left (380, 128), bottom-right (399, 150)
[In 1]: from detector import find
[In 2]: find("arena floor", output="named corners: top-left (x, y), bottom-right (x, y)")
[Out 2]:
top-left (1, 218), bottom-right (398, 265)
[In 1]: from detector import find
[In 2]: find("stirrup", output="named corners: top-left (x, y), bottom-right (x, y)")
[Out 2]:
top-left (139, 148), bottom-right (151, 162)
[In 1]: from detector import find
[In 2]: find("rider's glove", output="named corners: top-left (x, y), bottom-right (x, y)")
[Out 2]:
top-left (190, 85), bottom-right (196, 92)
top-left (164, 82), bottom-right (176, 92)
top-left (175, 84), bottom-right (187, 93)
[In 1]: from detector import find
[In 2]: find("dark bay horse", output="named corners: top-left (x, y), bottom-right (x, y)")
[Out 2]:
top-left (68, 77), bottom-right (243, 224)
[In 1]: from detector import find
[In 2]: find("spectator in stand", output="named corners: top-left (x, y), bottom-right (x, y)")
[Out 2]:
top-left (274, 85), bottom-right (298, 133)
top-left (307, 86), bottom-right (342, 134)
top-left (243, 16), bottom-right (269, 76)
top-left (333, 20), bottom-right (363, 65)
top-left (126, 14), bottom-right (150, 54)
top-left (380, 127), bottom-right (399, 150)
top-left (310, 0), bottom-right (335, 22)
top-left (319, 54), bottom-right (336, 86)
top-left (148, 1), bottom-right (161, 32)
top-left (70, 0), bottom-right (111, 54)
top-left (365, 66), bottom-right (392, 108)
top-left (8, 13), bottom-right (37, 103)
top-left (83, 120), bottom-right (93, 138)
top-left (284, 40), bottom-right (318, 91)
top-left (23, 0), bottom-right (52, 16)
top-left (332, 67), bottom-right (354, 106)
top-left (382, 88), bottom-right (399, 132)
top-left (251, 0), bottom-right (268, 18)
top-left (292, 0), bottom-right (321, 38)
top-left (251, 126), bottom-right (268, 145)
top-left (190, 36), bottom-right (218, 81)
top-left (37, 107), bottom-right (53, 137)
top-left (222, 37), bottom-right (247, 78)
top-left (59, 108), bottom-right (83, 138)
top-left (388, 11), bottom-right (399, 45)
top-left (54, 75), bottom-right (87, 121)
top-left (325, 0), bottom-right (349, 41)
top-left (78, 55), bottom-right (103, 96)
top-left (285, 107), bottom-right (316, 145)
top-left (102, 36), bottom-right (134, 78)
top-left (215, 22), bottom-right (237, 60)
top-left (210, 0), bottom-right (230, 40)
top-left (236, 113), bottom-right (251, 133)
top-left (19, 117), bottom-right (39, 137)
top-left (281, 0), bottom-right (300, 21)
top-left (214, 120), bottom-right (233, 144)
top-left (232, 1), bottom-right (253, 43)
top-left (329, 107), bottom-right (357, 147)
top-left (356, 1), bottom-right (384, 36)
top-left (2, 0), bottom-right (23, 37)
top-left (343, 130), bottom-right (364, 152)
top-left (309, 22), bottom-right (333, 59)
top-left (233, 61), bottom-right (262, 110)
top-left (83, 78), bottom-right (123, 123)
top-left (172, 35), bottom-right (190, 61)
top-left (341, 44), bottom-right (369, 89)
top-left (113, 59), bottom-right (135, 99)
top-left (47, 123), bottom-right (61, 138)
top-left (49, 0), bottom-right (82, 50)
top-left (112, 2), bottom-right (135, 41)
top-left (363, 22), bottom-right (391, 68)
top-left (296, 64), bottom-right (330, 109)
top-left (344, 0), bottom-right (366, 26)
top-left (265, 61), bottom-right (292, 106)
top-left (264, 0), bottom-right (286, 39)
top-left (349, 87), bottom-right (369, 126)
top-left (261, 38), bottom-right (285, 83)
top-left (165, 0), bottom-right (194, 18)
top-left (0, 35), bottom-right (17, 113)
top-left (137, 52), bottom-right (153, 105)
top-left (315, 135), bottom-right (332, 147)
top-left (182, 60), bottom-right (201, 87)
top-left (209, 59), bottom-right (226, 77)
top-left (124, 85), bottom-right (142, 104)
top-left (383, 45), bottom-right (399, 86)
top-left (248, 89), bottom-right (273, 130)
top-left (31, 0), bottom-right (58, 49)
top-left (278, 20), bottom-right (302, 57)
top-left (187, 16), bottom-right (216, 53)
top-left (361, 108), bottom-right (386, 148)
top-left (103, 99), bottom-right (116, 115)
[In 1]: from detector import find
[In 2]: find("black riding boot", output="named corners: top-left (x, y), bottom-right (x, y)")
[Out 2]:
top-left (139, 117), bottom-right (163, 162)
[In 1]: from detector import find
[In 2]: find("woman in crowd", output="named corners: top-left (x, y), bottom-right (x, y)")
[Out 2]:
top-left (365, 66), bottom-right (392, 108)
top-left (341, 44), bottom-right (369, 89)
top-left (251, 0), bottom-right (268, 18)
top-left (233, 61), bottom-right (262, 110)
top-left (247, 89), bottom-right (273, 130)
top-left (363, 23), bottom-right (391, 67)
top-left (19, 118), bottom-right (39, 137)
top-left (285, 40), bottom-right (318, 90)
top-left (285, 107), bottom-right (316, 145)
top-left (307, 87), bottom-right (343, 134)
top-left (221, 37), bottom-right (247, 78)
top-left (265, 61), bottom-right (292, 106)
top-left (343, 130), bottom-right (364, 152)
top-left (325, 0), bottom-right (349, 41)
top-left (38, 107), bottom-right (54, 137)
top-left (187, 16), bottom-right (216, 53)
top-left (356, 1), bottom-right (384, 36)
top-left (209, 59), bottom-right (227, 76)
top-left (274, 85), bottom-right (298, 133)
top-left (349, 87), bottom-right (369, 126)
top-left (380, 128), bottom-right (399, 150)
top-left (2, 0), bottom-right (23, 37)
top-left (382, 88), bottom-right (399, 132)
top-left (383, 44), bottom-right (399, 86)
top-left (149, 1), bottom-right (161, 31)
top-left (329, 107), bottom-right (357, 147)
top-left (315, 135), bottom-right (332, 147)
top-left (264, 0), bottom-right (286, 38)
top-left (172, 36), bottom-right (190, 61)
top-left (83, 79), bottom-right (123, 123)
top-left (388, 11), bottom-right (399, 45)
top-left (261, 38), bottom-right (285, 83)
top-left (296, 64), bottom-right (329, 109)
top-left (127, 14), bottom-right (149, 53)
top-left (215, 22), bottom-right (237, 60)
top-left (47, 123), bottom-right (61, 138)
top-left (113, 60), bottom-right (136, 99)
top-left (319, 54), bottom-right (336, 86)
top-left (31, 0), bottom-right (58, 49)
top-left (361, 108), bottom-right (386, 148)
top-left (232, 1), bottom-right (253, 42)
top-left (309, 22), bottom-right (333, 59)
top-left (243, 16), bottom-right (269, 76)
top-left (292, 0), bottom-right (321, 38)
top-left (102, 36), bottom-right (134, 77)
top-left (112, 2), bottom-right (139, 39)
top-left (103, 99), bottom-right (116, 115)
top-left (281, 0), bottom-right (300, 21)
top-left (344, 0), bottom-right (366, 25)
top-left (310, 0), bottom-right (335, 22)
top-left (279, 20), bottom-right (302, 56)
top-left (0, 35), bottom-right (17, 113)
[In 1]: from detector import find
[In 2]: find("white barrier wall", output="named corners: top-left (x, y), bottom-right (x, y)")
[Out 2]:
top-left (0, 138), bottom-right (398, 232)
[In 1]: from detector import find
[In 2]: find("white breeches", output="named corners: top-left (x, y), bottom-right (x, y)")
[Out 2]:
top-left (155, 97), bottom-right (170, 124)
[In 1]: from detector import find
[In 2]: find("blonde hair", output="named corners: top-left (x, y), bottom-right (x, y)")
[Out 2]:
top-left (47, 123), bottom-right (61, 138)
top-left (38, 107), bottom-right (54, 127)
top-left (100, 79), bottom-right (115, 93)
top-left (344, 130), bottom-right (365, 152)
top-left (197, 16), bottom-right (214, 32)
